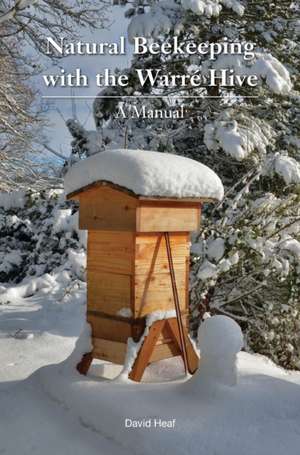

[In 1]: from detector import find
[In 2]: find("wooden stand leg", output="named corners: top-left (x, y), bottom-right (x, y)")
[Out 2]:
top-left (129, 320), bottom-right (165, 382)
top-left (166, 319), bottom-right (199, 374)
top-left (77, 352), bottom-right (93, 375)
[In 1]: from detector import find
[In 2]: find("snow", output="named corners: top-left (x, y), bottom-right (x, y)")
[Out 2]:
top-left (1, 295), bottom-right (300, 455)
top-left (182, 0), bottom-right (222, 17)
top-left (67, 249), bottom-right (86, 281)
top-left (0, 270), bottom-right (75, 305)
top-left (64, 149), bottom-right (224, 201)
top-left (280, 238), bottom-right (300, 261)
top-left (127, 0), bottom-right (180, 42)
top-left (198, 316), bottom-right (243, 358)
top-left (52, 208), bottom-right (73, 233)
top-left (0, 250), bottom-right (22, 274)
top-left (207, 238), bottom-right (225, 261)
top-left (221, 0), bottom-right (244, 16)
top-left (253, 53), bottom-right (292, 94)
top-left (197, 259), bottom-right (218, 280)
top-left (202, 52), bottom-right (293, 95)
top-left (117, 307), bottom-right (133, 318)
top-left (128, 10), bottom-right (172, 43)
top-left (274, 153), bottom-right (300, 185)
top-left (128, 0), bottom-right (245, 34)
top-left (182, 0), bottom-right (244, 17)
top-left (0, 190), bottom-right (25, 209)
top-left (204, 111), bottom-right (273, 160)
top-left (192, 315), bottom-right (243, 387)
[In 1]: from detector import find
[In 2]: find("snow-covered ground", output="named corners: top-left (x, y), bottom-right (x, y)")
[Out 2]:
top-left (1, 191), bottom-right (300, 455)
top-left (1, 281), bottom-right (300, 455)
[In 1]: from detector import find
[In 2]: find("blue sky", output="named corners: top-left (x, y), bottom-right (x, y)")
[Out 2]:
top-left (34, 6), bottom-right (133, 162)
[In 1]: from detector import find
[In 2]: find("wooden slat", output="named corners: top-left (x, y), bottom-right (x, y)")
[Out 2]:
top-left (139, 196), bottom-right (207, 203)
top-left (79, 186), bottom-right (138, 231)
top-left (92, 338), bottom-right (127, 365)
top-left (149, 341), bottom-right (181, 362)
top-left (87, 313), bottom-right (132, 343)
top-left (134, 273), bottom-right (187, 318)
top-left (136, 203), bottom-right (201, 232)
top-left (88, 230), bottom-right (134, 275)
top-left (135, 233), bottom-right (189, 275)
top-left (87, 271), bottom-right (132, 315)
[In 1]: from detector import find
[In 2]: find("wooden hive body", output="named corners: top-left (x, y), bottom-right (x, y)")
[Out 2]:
top-left (68, 182), bottom-right (202, 369)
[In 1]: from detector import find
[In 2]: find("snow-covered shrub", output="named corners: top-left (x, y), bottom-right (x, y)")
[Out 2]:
top-left (0, 189), bottom-right (86, 285)
top-left (190, 184), bottom-right (300, 369)
top-left (204, 110), bottom-right (274, 161)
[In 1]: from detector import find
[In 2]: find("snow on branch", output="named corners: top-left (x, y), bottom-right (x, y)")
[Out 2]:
top-left (127, 0), bottom-right (245, 42)
top-left (0, 0), bottom-right (109, 61)
top-left (202, 52), bottom-right (293, 95)
top-left (264, 152), bottom-right (300, 185)
top-left (0, 0), bottom-right (38, 25)
top-left (128, 0), bottom-right (180, 43)
top-left (182, 0), bottom-right (244, 17)
top-left (204, 111), bottom-right (274, 161)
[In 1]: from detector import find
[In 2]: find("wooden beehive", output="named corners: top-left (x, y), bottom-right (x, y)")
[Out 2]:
top-left (67, 181), bottom-right (204, 379)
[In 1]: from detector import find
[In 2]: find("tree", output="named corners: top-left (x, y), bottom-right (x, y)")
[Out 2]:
top-left (0, 0), bottom-right (108, 58)
top-left (69, 0), bottom-right (300, 369)
top-left (0, 0), bottom-right (109, 190)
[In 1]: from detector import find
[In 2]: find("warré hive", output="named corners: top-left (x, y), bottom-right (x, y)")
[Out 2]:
top-left (65, 150), bottom-right (223, 381)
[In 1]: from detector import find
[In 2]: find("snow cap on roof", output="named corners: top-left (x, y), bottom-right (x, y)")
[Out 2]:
top-left (64, 149), bottom-right (224, 201)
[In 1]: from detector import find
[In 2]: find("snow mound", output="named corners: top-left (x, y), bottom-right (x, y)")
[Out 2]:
top-left (192, 316), bottom-right (243, 387)
top-left (64, 149), bottom-right (224, 201)
top-left (198, 315), bottom-right (243, 358)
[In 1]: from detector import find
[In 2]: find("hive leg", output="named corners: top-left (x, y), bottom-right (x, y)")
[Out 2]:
top-left (77, 352), bottom-right (93, 375)
top-left (166, 318), bottom-right (199, 374)
top-left (129, 320), bottom-right (165, 382)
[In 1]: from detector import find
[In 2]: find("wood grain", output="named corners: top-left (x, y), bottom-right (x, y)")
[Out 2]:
top-left (87, 271), bottom-right (132, 315)
top-left (88, 230), bottom-right (134, 275)
top-left (92, 338), bottom-right (127, 364)
top-left (129, 320), bottom-right (165, 381)
top-left (134, 273), bottom-right (186, 317)
top-left (136, 203), bottom-right (201, 232)
top-left (135, 233), bottom-right (189, 275)
top-left (87, 313), bottom-right (132, 343)
top-left (79, 186), bottom-right (138, 231)
top-left (149, 341), bottom-right (181, 362)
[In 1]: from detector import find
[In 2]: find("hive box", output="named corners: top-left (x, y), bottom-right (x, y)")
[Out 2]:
top-left (67, 181), bottom-right (203, 371)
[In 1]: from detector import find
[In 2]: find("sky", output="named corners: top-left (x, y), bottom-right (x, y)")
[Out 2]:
top-left (34, 6), bottom-right (133, 163)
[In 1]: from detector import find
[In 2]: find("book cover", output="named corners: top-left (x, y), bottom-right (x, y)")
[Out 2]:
top-left (0, 1), bottom-right (299, 454)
